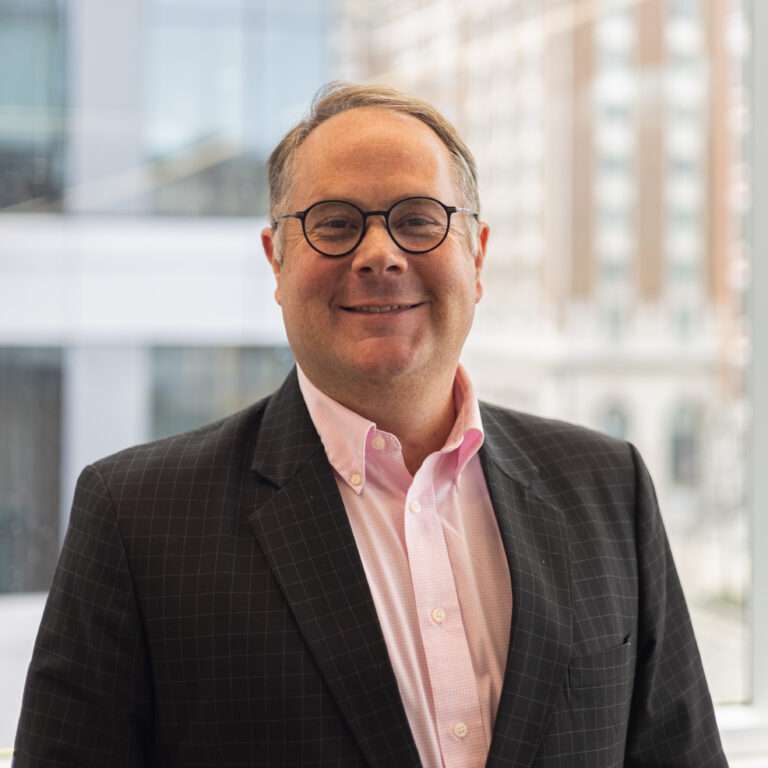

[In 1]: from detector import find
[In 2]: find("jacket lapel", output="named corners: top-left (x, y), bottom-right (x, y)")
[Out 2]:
top-left (248, 370), bottom-right (421, 768)
top-left (480, 406), bottom-right (573, 768)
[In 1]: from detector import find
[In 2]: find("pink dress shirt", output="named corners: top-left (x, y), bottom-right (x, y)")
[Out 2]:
top-left (297, 365), bottom-right (512, 768)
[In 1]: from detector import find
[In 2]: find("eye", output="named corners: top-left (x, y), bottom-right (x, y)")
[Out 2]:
top-left (392, 212), bottom-right (445, 239)
top-left (396, 215), bottom-right (436, 228)
top-left (390, 199), bottom-right (447, 239)
top-left (308, 214), bottom-right (361, 242)
top-left (317, 216), bottom-right (356, 230)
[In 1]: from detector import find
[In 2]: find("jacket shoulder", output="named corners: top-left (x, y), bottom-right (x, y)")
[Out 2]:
top-left (88, 395), bottom-right (271, 491)
top-left (480, 401), bottom-right (631, 462)
top-left (479, 401), bottom-right (636, 500)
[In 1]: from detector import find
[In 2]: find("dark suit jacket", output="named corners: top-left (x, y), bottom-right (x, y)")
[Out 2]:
top-left (14, 369), bottom-right (727, 767)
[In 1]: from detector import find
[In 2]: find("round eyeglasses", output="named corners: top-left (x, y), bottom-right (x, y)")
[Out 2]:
top-left (272, 196), bottom-right (478, 258)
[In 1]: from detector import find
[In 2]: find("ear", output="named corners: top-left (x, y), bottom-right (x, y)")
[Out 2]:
top-left (261, 226), bottom-right (282, 305)
top-left (473, 221), bottom-right (490, 303)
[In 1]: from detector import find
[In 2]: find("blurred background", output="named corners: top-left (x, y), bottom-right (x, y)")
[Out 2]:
top-left (0, 0), bottom-right (763, 761)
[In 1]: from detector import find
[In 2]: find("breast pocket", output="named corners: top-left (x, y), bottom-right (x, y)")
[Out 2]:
top-left (538, 634), bottom-right (636, 764)
top-left (566, 632), bottom-right (635, 733)
top-left (569, 633), bottom-right (634, 690)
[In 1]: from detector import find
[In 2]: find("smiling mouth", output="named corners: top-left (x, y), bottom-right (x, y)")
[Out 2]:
top-left (340, 303), bottom-right (424, 314)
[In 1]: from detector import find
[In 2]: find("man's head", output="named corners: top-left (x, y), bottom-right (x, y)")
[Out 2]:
top-left (261, 82), bottom-right (489, 401)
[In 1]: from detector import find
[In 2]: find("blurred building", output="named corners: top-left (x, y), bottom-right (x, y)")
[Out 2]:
top-left (334, 0), bottom-right (749, 700)
top-left (0, 0), bottom-right (332, 592)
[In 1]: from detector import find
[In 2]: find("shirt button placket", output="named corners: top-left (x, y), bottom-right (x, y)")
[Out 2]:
top-left (405, 479), bottom-right (486, 768)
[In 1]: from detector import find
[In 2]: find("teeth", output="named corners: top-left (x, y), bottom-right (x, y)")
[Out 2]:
top-left (349, 304), bottom-right (413, 313)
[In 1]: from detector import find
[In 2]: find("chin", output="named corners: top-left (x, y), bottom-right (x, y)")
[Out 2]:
top-left (344, 351), bottom-right (424, 383)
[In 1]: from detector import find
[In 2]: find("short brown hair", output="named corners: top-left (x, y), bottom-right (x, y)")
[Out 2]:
top-left (267, 81), bottom-right (480, 222)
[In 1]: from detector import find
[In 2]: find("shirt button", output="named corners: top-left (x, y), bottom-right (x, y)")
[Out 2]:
top-left (409, 500), bottom-right (421, 514)
top-left (453, 722), bottom-right (468, 739)
top-left (430, 607), bottom-right (446, 624)
top-left (349, 472), bottom-right (362, 487)
top-left (372, 434), bottom-right (386, 450)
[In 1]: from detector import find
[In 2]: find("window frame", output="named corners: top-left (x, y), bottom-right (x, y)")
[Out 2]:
top-left (745, 0), bottom-right (767, 718)
top-left (0, 1), bottom-right (766, 761)
top-left (716, 0), bottom-right (768, 758)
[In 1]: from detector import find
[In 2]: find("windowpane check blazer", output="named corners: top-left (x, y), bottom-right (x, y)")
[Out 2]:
top-left (14, 368), bottom-right (728, 767)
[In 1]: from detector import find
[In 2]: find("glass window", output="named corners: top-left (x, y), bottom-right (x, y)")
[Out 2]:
top-left (0, 348), bottom-right (62, 593)
top-left (150, 346), bottom-right (294, 439)
top-left (145, 0), bottom-right (329, 216)
top-left (600, 402), bottom-right (631, 441)
top-left (669, 0), bottom-right (700, 16)
top-left (0, 0), bottom-right (760, 754)
top-left (0, 0), bottom-right (67, 213)
top-left (670, 402), bottom-right (703, 487)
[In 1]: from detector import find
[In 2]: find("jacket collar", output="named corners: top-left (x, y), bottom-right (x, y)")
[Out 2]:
top-left (479, 402), bottom-right (573, 768)
top-left (479, 401), bottom-right (541, 488)
top-left (249, 368), bottom-right (422, 768)
top-left (250, 367), bottom-right (325, 486)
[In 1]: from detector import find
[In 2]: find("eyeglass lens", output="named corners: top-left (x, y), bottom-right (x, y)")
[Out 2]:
top-left (304, 197), bottom-right (449, 256)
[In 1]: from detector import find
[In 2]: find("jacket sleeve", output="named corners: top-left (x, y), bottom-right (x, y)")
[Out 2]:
top-left (624, 443), bottom-right (729, 766)
top-left (13, 464), bottom-right (154, 767)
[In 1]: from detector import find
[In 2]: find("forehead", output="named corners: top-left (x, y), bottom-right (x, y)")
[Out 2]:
top-left (289, 107), bottom-right (458, 206)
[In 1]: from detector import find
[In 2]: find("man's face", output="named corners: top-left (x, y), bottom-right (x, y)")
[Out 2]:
top-left (262, 107), bottom-right (489, 397)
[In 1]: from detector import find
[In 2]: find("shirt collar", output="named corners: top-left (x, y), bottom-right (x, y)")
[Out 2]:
top-left (445, 366), bottom-right (485, 478)
top-left (297, 364), bottom-right (485, 494)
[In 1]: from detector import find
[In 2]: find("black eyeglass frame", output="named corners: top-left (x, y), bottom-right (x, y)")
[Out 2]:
top-left (271, 195), bottom-right (479, 257)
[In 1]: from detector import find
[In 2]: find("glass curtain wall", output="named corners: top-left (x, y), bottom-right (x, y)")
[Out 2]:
top-left (0, 349), bottom-right (62, 593)
top-left (0, 0), bottom-right (67, 212)
top-left (150, 346), bottom-right (294, 439)
top-left (145, 0), bottom-right (329, 216)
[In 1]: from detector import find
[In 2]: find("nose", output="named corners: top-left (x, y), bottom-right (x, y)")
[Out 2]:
top-left (350, 216), bottom-right (409, 276)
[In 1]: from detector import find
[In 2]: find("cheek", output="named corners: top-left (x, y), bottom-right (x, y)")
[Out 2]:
top-left (281, 258), bottom-right (341, 312)
top-left (442, 259), bottom-right (481, 307)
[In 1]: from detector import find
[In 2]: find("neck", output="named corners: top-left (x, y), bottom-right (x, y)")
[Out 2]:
top-left (307, 367), bottom-right (459, 476)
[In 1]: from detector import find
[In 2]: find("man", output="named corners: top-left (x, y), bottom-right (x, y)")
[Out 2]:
top-left (15, 83), bottom-right (727, 767)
